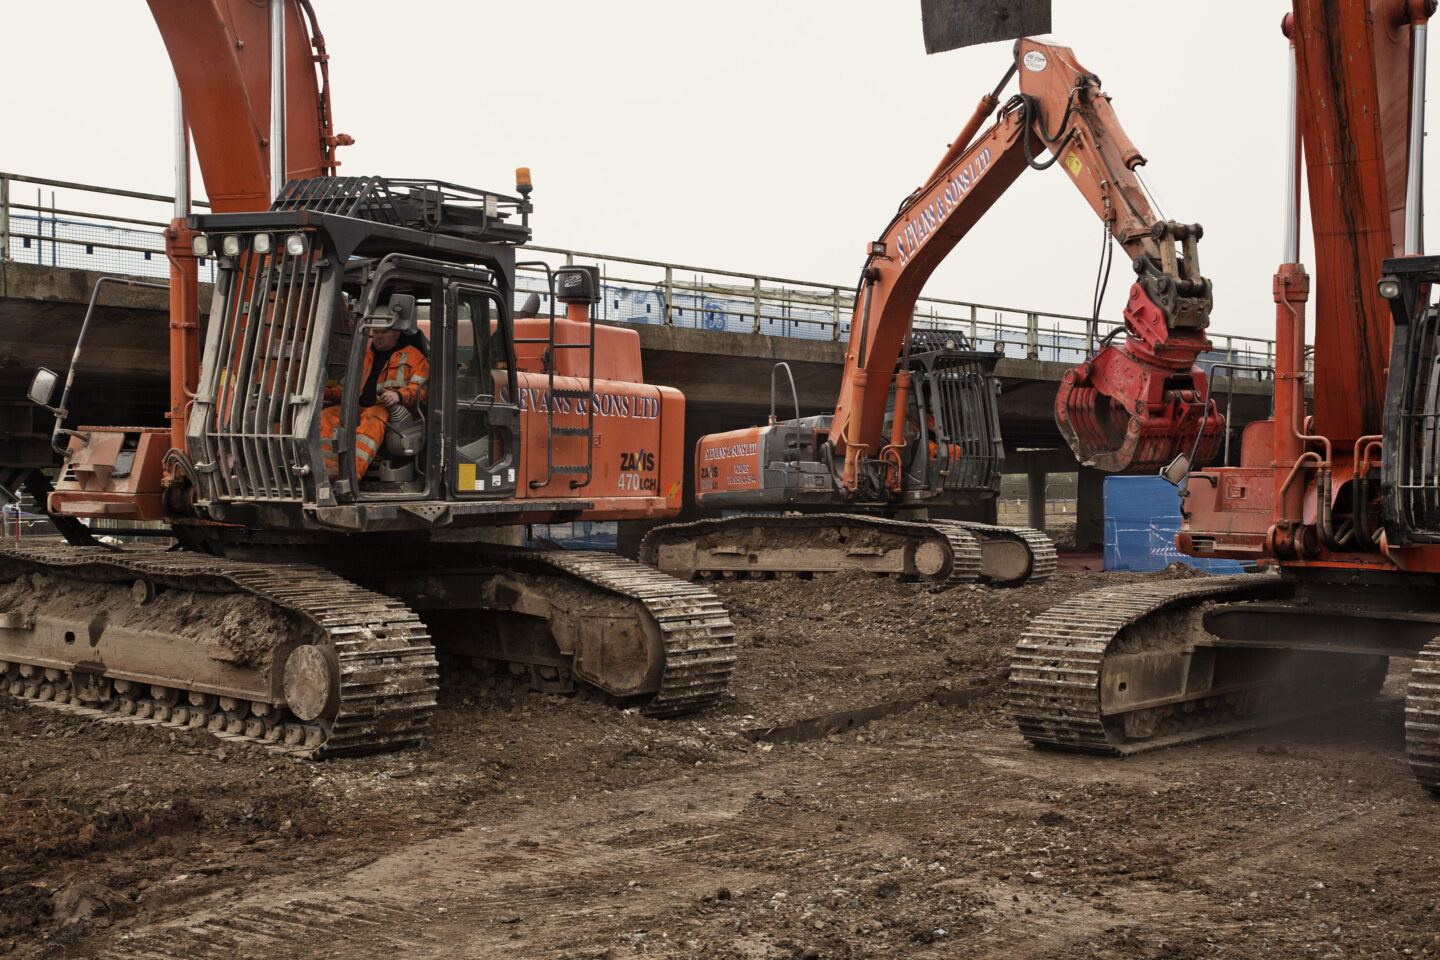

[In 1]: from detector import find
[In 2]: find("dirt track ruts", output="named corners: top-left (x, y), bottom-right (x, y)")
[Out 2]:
top-left (2, 566), bottom-right (1438, 959)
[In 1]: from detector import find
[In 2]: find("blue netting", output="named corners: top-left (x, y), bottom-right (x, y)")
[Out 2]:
top-left (4, 208), bottom-right (1274, 369)
top-left (522, 521), bottom-right (618, 551)
top-left (6, 214), bottom-right (219, 283)
top-left (1103, 475), bottom-right (1244, 574)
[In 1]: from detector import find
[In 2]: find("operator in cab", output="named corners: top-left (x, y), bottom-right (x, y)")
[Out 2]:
top-left (320, 324), bottom-right (429, 480)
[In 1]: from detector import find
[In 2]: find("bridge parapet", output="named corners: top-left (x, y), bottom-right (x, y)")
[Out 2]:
top-left (3, 171), bottom-right (1279, 375)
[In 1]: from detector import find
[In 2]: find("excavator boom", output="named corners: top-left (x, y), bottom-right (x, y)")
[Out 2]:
top-left (830, 38), bottom-right (1214, 483)
top-left (146, 0), bottom-right (346, 212)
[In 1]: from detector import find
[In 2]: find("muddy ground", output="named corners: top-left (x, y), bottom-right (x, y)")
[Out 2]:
top-left (2, 564), bottom-right (1438, 959)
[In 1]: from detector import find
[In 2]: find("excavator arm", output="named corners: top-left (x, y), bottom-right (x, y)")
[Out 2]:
top-left (25, 1), bottom-right (354, 525)
top-left (828, 37), bottom-right (1217, 485)
top-left (145, 0), bottom-right (351, 462)
top-left (146, 0), bottom-right (349, 212)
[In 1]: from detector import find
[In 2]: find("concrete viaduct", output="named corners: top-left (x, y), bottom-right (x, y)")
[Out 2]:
top-left (0, 260), bottom-right (1277, 550)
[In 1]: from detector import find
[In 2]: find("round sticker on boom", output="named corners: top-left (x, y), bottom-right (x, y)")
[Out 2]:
top-left (1022, 50), bottom-right (1048, 72)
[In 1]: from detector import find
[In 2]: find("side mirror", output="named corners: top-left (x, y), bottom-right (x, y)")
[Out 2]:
top-left (385, 294), bottom-right (419, 334)
top-left (28, 367), bottom-right (59, 408)
top-left (362, 294), bottom-right (419, 334)
top-left (1160, 452), bottom-right (1191, 487)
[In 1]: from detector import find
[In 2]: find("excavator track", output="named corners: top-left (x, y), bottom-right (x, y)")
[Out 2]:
top-left (933, 522), bottom-right (984, 587)
top-left (517, 550), bottom-right (738, 716)
top-left (1008, 574), bottom-right (1393, 754)
top-left (1406, 637), bottom-right (1440, 793)
top-left (638, 513), bottom-right (1057, 586)
top-left (936, 520), bottom-right (1057, 585)
top-left (0, 543), bottom-right (437, 759)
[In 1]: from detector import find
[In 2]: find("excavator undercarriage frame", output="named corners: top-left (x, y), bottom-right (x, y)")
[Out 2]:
top-left (1011, 570), bottom-right (1440, 792)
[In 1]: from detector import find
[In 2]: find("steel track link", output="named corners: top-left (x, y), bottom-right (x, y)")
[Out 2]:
top-left (1406, 637), bottom-right (1440, 793)
top-left (520, 550), bottom-right (738, 716)
top-left (1009, 575), bottom-right (1287, 754)
top-left (931, 522), bottom-right (983, 586)
top-left (0, 543), bottom-right (438, 758)
top-left (638, 513), bottom-right (985, 584)
top-left (947, 521), bottom-right (1058, 584)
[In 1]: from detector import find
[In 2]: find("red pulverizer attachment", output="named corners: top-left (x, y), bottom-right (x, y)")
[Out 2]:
top-left (1055, 279), bottom-right (1223, 473)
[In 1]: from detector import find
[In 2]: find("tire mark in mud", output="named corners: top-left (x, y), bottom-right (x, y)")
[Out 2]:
top-left (95, 775), bottom-right (772, 959)
top-left (96, 697), bottom-right (1422, 959)
top-left (92, 756), bottom-right (1123, 960)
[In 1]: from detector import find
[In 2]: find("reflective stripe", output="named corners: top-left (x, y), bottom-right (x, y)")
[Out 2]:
top-left (356, 433), bottom-right (381, 454)
top-left (379, 349), bottom-right (427, 399)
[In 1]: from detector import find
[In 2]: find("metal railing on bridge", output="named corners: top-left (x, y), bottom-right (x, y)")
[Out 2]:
top-left (1, 172), bottom-right (1278, 379)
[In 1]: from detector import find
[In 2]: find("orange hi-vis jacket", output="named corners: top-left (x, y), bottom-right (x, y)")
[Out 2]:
top-left (320, 345), bottom-right (429, 480)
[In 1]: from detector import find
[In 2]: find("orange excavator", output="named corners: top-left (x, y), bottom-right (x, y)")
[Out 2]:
top-left (1009, 0), bottom-right (1440, 794)
top-left (0, 0), bottom-right (734, 756)
top-left (641, 36), bottom-right (1215, 587)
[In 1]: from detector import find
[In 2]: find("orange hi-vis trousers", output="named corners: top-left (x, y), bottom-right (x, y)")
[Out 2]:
top-left (320, 403), bottom-right (388, 479)
top-left (320, 344), bottom-right (428, 481)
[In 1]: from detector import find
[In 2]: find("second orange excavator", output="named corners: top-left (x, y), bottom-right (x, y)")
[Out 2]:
top-left (642, 37), bottom-right (1216, 587)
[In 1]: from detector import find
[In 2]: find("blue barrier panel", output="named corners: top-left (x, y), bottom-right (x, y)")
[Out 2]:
top-left (1103, 476), bottom-right (1244, 574)
top-left (523, 521), bottom-right (618, 551)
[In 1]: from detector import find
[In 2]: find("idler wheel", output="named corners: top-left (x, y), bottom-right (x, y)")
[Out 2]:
top-left (912, 540), bottom-right (949, 579)
top-left (282, 645), bottom-right (339, 723)
top-left (978, 540), bottom-right (1032, 584)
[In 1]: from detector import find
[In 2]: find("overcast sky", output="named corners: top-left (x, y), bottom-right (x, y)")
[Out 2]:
top-left (6, 1), bottom-right (1431, 342)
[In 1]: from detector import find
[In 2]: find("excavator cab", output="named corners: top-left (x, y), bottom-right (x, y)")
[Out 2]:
top-left (179, 177), bottom-right (530, 531)
top-left (896, 332), bottom-right (1004, 502)
top-left (43, 175), bottom-right (686, 543)
top-left (694, 332), bottom-right (1004, 510)
top-left (1380, 254), bottom-right (1440, 545)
